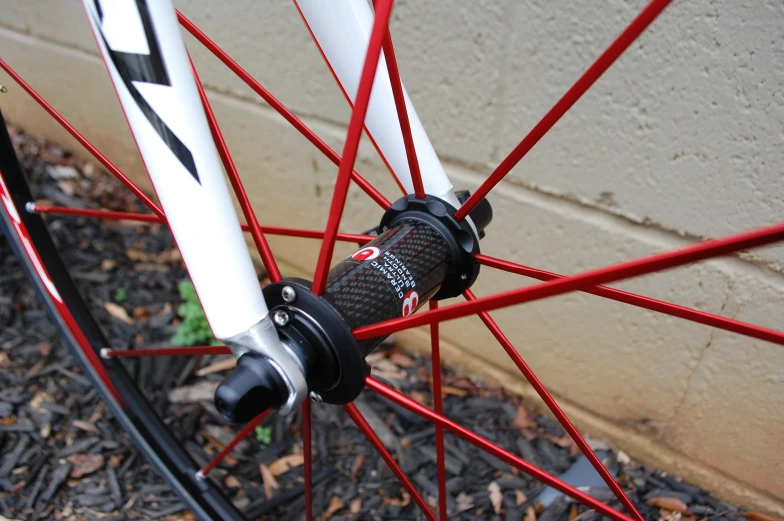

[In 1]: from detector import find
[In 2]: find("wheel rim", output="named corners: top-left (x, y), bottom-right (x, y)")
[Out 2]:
top-left (2, 1), bottom-right (783, 520)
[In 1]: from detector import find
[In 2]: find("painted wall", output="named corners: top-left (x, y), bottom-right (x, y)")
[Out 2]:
top-left (1, 0), bottom-right (782, 512)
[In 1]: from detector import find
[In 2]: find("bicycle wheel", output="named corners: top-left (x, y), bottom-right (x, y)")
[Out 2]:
top-left (2, 0), bottom-right (783, 520)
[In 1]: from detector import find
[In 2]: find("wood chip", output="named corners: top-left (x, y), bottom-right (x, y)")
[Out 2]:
top-left (0, 351), bottom-right (10, 368)
top-left (259, 464), bottom-right (279, 499)
top-left (441, 384), bottom-right (468, 397)
top-left (104, 302), bottom-right (133, 325)
top-left (72, 419), bottom-right (100, 434)
top-left (168, 381), bottom-right (219, 403)
top-left (194, 357), bottom-right (236, 376)
top-left (525, 505), bottom-right (538, 521)
top-left (646, 496), bottom-right (690, 514)
top-left (515, 490), bottom-right (528, 506)
top-left (488, 481), bottom-right (503, 515)
top-left (568, 503), bottom-right (579, 521)
top-left (350, 498), bottom-right (362, 515)
top-left (100, 259), bottom-right (116, 271)
top-left (268, 454), bottom-right (305, 477)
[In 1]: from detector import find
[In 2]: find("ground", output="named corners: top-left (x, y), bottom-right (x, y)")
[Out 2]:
top-left (0, 127), bottom-right (759, 521)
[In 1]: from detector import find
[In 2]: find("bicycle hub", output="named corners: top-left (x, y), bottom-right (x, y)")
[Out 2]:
top-left (215, 193), bottom-right (492, 422)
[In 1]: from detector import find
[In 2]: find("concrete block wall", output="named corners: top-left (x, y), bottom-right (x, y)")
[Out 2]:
top-left (1, 0), bottom-right (782, 512)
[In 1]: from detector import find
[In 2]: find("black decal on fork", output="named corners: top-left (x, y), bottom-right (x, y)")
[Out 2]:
top-left (90, 0), bottom-right (200, 183)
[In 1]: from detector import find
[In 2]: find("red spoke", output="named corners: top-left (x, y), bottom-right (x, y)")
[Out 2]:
top-left (366, 377), bottom-right (635, 521)
top-left (190, 59), bottom-right (282, 282)
top-left (101, 346), bottom-right (229, 358)
top-left (197, 409), bottom-right (272, 478)
top-left (464, 290), bottom-right (643, 521)
top-left (0, 59), bottom-right (165, 220)
top-left (354, 221), bottom-right (784, 339)
top-left (311, 0), bottom-right (396, 295)
top-left (32, 205), bottom-right (160, 223)
top-left (176, 11), bottom-right (391, 211)
top-left (31, 205), bottom-right (375, 244)
top-left (429, 301), bottom-right (448, 520)
top-left (344, 403), bottom-right (437, 521)
top-left (302, 400), bottom-right (313, 521)
top-left (476, 254), bottom-right (784, 347)
top-left (381, 29), bottom-right (425, 199)
top-left (454, 0), bottom-right (672, 221)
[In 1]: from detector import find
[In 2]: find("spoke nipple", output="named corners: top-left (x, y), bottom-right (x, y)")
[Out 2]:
top-left (281, 286), bottom-right (297, 303)
top-left (100, 348), bottom-right (112, 359)
top-left (310, 392), bottom-right (323, 403)
top-left (0, 84), bottom-right (7, 93)
top-left (273, 310), bottom-right (290, 327)
top-left (460, 273), bottom-right (468, 280)
top-left (195, 470), bottom-right (206, 480)
top-left (25, 202), bottom-right (37, 213)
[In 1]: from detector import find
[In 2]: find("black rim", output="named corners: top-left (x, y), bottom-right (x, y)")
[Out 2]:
top-left (0, 106), bottom-right (245, 521)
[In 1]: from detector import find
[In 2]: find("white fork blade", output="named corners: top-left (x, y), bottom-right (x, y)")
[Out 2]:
top-left (295, 0), bottom-right (460, 209)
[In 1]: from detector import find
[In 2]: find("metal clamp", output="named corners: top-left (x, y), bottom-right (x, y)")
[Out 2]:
top-left (223, 315), bottom-right (308, 415)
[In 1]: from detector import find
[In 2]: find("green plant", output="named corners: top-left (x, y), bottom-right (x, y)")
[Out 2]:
top-left (255, 425), bottom-right (272, 444)
top-left (171, 280), bottom-right (221, 346)
top-left (113, 287), bottom-right (127, 303)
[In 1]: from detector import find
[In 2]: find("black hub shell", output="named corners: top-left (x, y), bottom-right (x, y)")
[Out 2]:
top-left (380, 194), bottom-right (480, 300)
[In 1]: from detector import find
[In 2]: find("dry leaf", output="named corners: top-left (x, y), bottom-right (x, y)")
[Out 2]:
top-left (125, 248), bottom-right (151, 261)
top-left (456, 492), bottom-right (474, 512)
top-left (386, 491), bottom-right (411, 507)
top-left (389, 351), bottom-right (417, 368)
top-left (100, 259), bottom-right (117, 271)
top-left (513, 404), bottom-right (538, 431)
top-left (742, 513), bottom-right (783, 521)
top-left (39, 343), bottom-right (52, 356)
top-left (68, 453), bottom-right (104, 478)
top-left (224, 475), bottom-right (241, 489)
top-left (29, 391), bottom-right (54, 413)
top-left (195, 357), bottom-right (237, 376)
top-left (268, 454), bottom-right (305, 477)
top-left (72, 420), bottom-right (99, 434)
top-left (0, 351), bottom-right (10, 368)
top-left (0, 515), bottom-right (24, 521)
top-left (411, 390), bottom-right (429, 405)
top-left (132, 306), bottom-right (150, 323)
top-left (259, 464), bottom-right (279, 499)
top-left (525, 505), bottom-right (537, 521)
top-left (646, 496), bottom-right (689, 514)
top-left (104, 302), bottom-right (133, 325)
top-left (109, 454), bottom-right (124, 469)
top-left (488, 481), bottom-right (503, 514)
top-left (515, 489), bottom-right (528, 506)
top-left (351, 454), bottom-right (366, 481)
top-left (134, 262), bottom-right (169, 272)
top-left (318, 496), bottom-right (345, 521)
top-left (568, 503), bottom-right (579, 521)
top-left (350, 498), bottom-right (362, 514)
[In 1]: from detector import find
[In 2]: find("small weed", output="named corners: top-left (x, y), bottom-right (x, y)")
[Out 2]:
top-left (255, 426), bottom-right (272, 444)
top-left (171, 280), bottom-right (220, 346)
top-left (113, 287), bottom-right (127, 303)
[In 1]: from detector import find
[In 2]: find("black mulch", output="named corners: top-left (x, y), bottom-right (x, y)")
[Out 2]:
top-left (0, 126), bottom-right (756, 521)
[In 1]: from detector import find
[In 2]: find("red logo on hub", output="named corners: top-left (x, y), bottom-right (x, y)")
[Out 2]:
top-left (351, 246), bottom-right (380, 261)
top-left (401, 290), bottom-right (419, 317)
